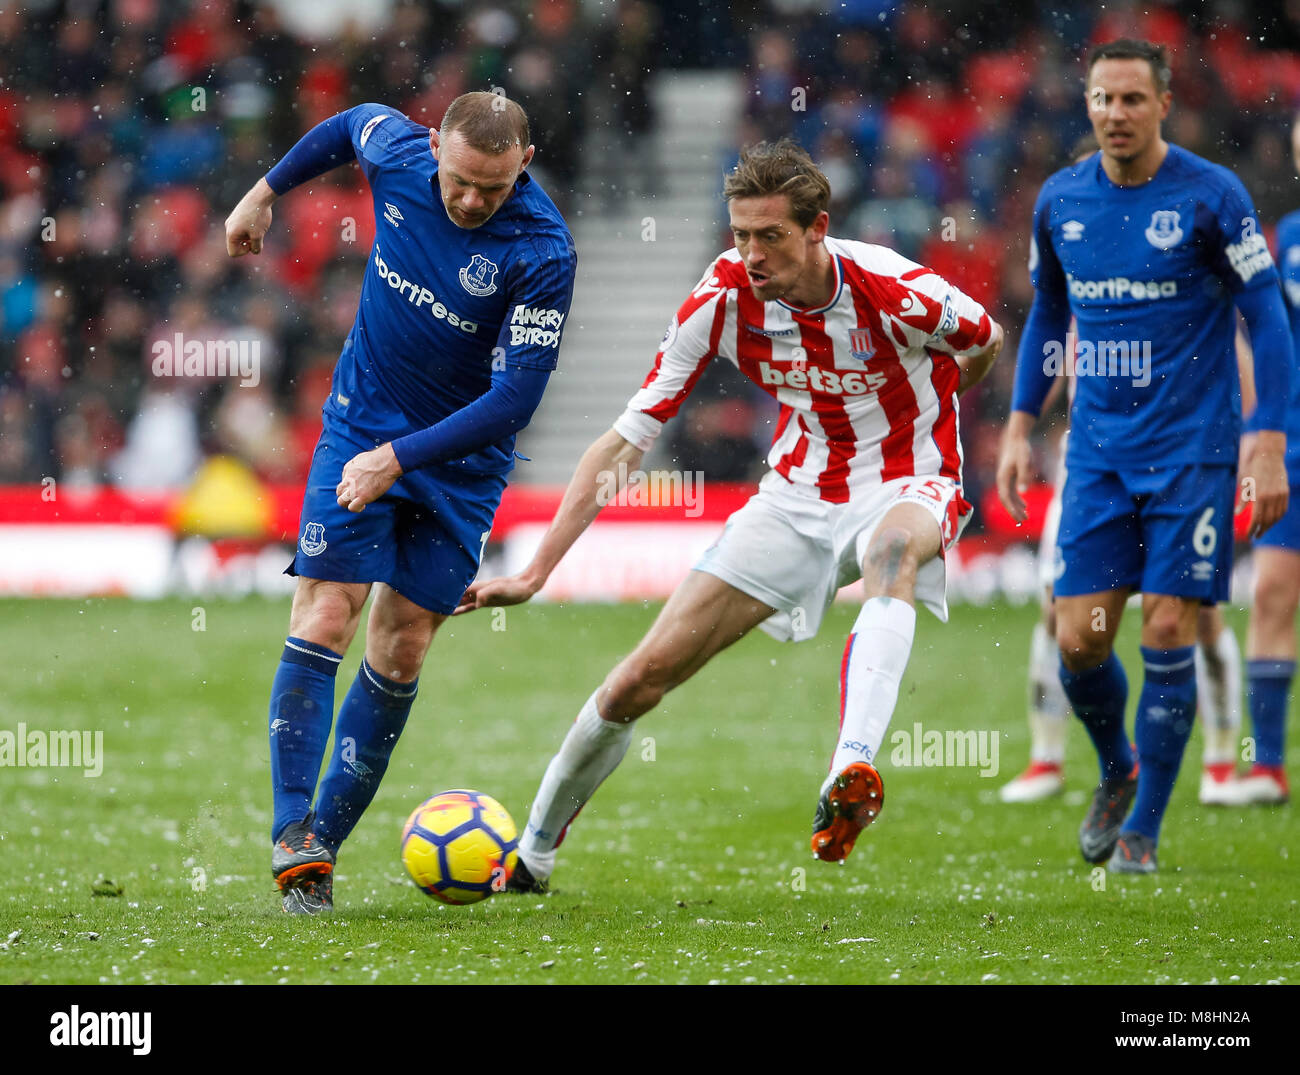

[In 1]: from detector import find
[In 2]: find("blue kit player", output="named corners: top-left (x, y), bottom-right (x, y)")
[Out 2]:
top-left (997, 39), bottom-right (1293, 873)
top-left (1233, 113), bottom-right (1300, 806)
top-left (224, 92), bottom-right (576, 912)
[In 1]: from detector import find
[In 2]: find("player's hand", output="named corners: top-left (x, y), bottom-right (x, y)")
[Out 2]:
top-left (225, 179), bottom-right (276, 257)
top-left (996, 425), bottom-right (1034, 523)
top-left (1238, 430), bottom-right (1288, 539)
top-left (453, 573), bottom-right (542, 615)
top-left (336, 443), bottom-right (403, 513)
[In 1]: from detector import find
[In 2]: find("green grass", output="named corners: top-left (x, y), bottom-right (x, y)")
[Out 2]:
top-left (0, 597), bottom-right (1295, 985)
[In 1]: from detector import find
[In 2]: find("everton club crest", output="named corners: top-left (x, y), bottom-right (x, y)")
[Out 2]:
top-left (459, 254), bottom-right (500, 297)
top-left (1144, 210), bottom-right (1183, 250)
top-left (300, 522), bottom-right (327, 557)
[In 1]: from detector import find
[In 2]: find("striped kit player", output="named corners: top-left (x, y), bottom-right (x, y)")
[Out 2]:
top-left (458, 138), bottom-right (1004, 891)
top-left (618, 239), bottom-right (993, 643)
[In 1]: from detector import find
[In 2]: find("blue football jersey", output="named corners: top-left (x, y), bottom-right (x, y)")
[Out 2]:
top-left (1030, 144), bottom-right (1278, 469)
top-left (324, 104), bottom-right (577, 476)
top-left (1271, 208), bottom-right (1300, 473)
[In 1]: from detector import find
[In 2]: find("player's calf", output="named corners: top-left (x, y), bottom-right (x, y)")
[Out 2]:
top-left (599, 657), bottom-right (675, 723)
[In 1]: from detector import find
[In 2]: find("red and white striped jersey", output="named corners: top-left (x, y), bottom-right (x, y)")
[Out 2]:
top-left (613, 236), bottom-right (996, 504)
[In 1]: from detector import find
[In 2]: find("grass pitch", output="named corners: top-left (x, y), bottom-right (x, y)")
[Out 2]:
top-left (0, 596), bottom-right (1295, 986)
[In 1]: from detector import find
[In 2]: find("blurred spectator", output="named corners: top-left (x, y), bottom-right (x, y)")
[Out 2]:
top-left (847, 157), bottom-right (934, 261)
top-left (0, 0), bottom-right (1294, 507)
top-left (591, 0), bottom-right (663, 209)
top-left (110, 387), bottom-right (202, 489)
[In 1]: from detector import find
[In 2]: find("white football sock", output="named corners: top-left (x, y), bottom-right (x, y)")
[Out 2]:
top-left (1028, 620), bottom-right (1069, 764)
top-left (518, 691), bottom-right (634, 878)
top-left (1196, 625), bottom-right (1242, 764)
top-left (828, 596), bottom-right (916, 781)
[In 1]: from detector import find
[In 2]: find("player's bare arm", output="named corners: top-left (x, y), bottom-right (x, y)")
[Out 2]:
top-left (956, 319), bottom-right (1004, 395)
top-left (1233, 298), bottom-right (1290, 536)
top-left (454, 427), bottom-right (645, 612)
top-left (996, 410), bottom-right (1038, 523)
top-left (224, 176), bottom-right (277, 257)
top-left (1230, 324), bottom-right (1288, 537)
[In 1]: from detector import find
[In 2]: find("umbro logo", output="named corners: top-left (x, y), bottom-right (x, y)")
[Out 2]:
top-left (384, 202), bottom-right (404, 228)
top-left (1062, 220), bottom-right (1085, 241)
top-left (341, 736), bottom-right (373, 778)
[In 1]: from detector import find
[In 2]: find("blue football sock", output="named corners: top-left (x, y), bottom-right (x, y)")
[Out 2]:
top-left (269, 636), bottom-right (343, 841)
top-left (313, 659), bottom-right (418, 851)
top-left (1059, 652), bottom-right (1133, 782)
top-left (1246, 659), bottom-right (1295, 768)
top-left (1125, 646), bottom-right (1198, 841)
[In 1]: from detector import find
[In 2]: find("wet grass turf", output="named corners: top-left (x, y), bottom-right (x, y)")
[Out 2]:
top-left (1, 597), bottom-right (1295, 984)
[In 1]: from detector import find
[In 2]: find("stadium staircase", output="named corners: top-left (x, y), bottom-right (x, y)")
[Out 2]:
top-left (515, 71), bottom-right (744, 482)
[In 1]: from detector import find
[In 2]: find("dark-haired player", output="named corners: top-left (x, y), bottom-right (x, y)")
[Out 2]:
top-left (997, 40), bottom-right (1292, 872)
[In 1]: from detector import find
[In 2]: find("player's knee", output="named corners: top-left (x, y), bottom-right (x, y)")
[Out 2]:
top-left (1057, 623), bottom-right (1108, 671)
top-left (1253, 579), bottom-right (1299, 631)
top-left (864, 527), bottom-right (920, 591)
top-left (290, 582), bottom-right (366, 652)
top-left (1142, 608), bottom-right (1192, 650)
top-left (368, 623), bottom-right (435, 682)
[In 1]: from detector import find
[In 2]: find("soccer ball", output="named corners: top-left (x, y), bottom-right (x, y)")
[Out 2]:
top-left (400, 790), bottom-right (519, 905)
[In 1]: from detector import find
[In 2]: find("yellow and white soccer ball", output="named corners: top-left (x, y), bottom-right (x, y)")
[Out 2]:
top-left (400, 790), bottom-right (519, 905)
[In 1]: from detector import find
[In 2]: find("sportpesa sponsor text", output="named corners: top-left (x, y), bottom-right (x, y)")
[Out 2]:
top-left (1066, 274), bottom-right (1178, 300)
top-left (373, 245), bottom-right (480, 333)
top-left (372, 245), bottom-right (565, 349)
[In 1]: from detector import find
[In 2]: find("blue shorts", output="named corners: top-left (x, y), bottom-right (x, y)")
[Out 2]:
top-left (1254, 465), bottom-right (1300, 552)
top-left (287, 424), bottom-right (505, 614)
top-left (1053, 463), bottom-right (1235, 603)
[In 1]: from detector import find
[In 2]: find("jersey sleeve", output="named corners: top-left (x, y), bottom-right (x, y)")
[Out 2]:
top-left (493, 234), bottom-right (578, 373)
top-left (1208, 173), bottom-right (1278, 294)
top-left (612, 260), bottom-right (729, 450)
top-left (264, 111), bottom-right (354, 195)
top-left (1028, 185), bottom-right (1067, 299)
top-left (883, 264), bottom-right (994, 357)
top-left (264, 104), bottom-right (414, 196)
top-left (1277, 214), bottom-right (1300, 331)
top-left (344, 104), bottom-right (418, 181)
top-left (1011, 186), bottom-right (1071, 416)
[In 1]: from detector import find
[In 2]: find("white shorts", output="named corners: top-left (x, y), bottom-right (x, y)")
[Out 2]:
top-left (694, 470), bottom-right (971, 642)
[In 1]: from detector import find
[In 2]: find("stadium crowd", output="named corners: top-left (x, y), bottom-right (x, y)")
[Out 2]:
top-left (2, 0), bottom-right (1299, 525)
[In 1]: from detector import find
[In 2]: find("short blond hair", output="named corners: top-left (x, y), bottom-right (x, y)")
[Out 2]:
top-left (440, 91), bottom-right (530, 155)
